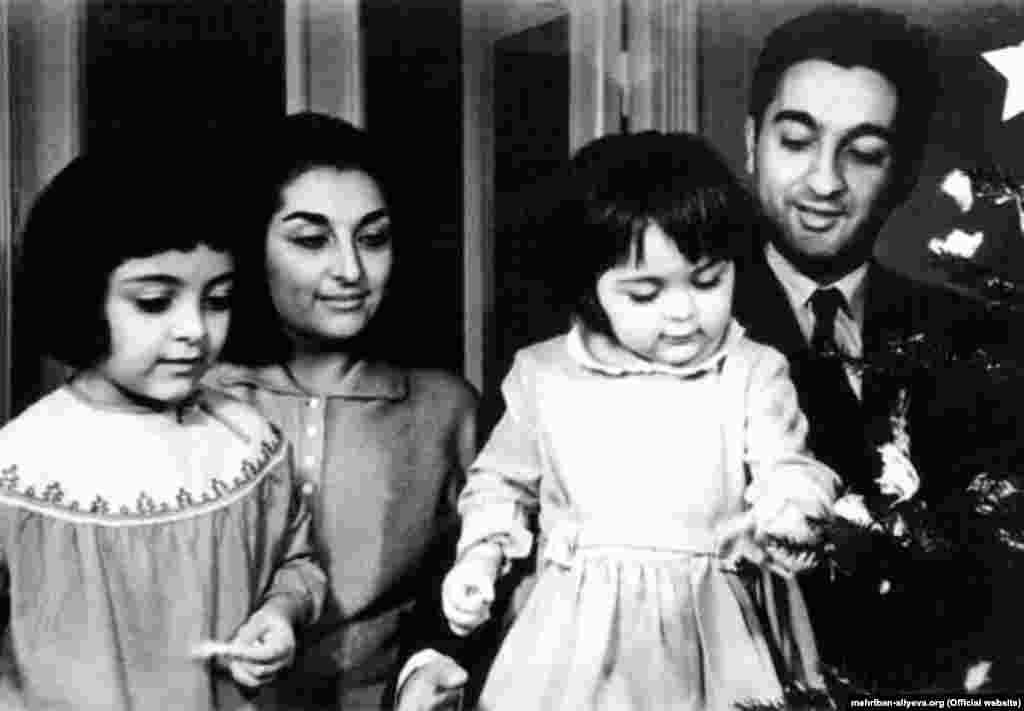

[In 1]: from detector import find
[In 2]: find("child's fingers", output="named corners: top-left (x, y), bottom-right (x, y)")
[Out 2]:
top-left (442, 570), bottom-right (495, 635)
top-left (445, 602), bottom-right (491, 636)
top-left (715, 511), bottom-right (757, 558)
top-left (229, 659), bottom-right (265, 688)
top-left (232, 657), bottom-right (285, 685)
top-left (764, 546), bottom-right (816, 577)
top-left (226, 638), bottom-right (292, 665)
top-left (191, 640), bottom-right (251, 661)
top-left (444, 570), bottom-right (495, 604)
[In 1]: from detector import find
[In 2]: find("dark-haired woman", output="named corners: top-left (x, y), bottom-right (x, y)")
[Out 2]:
top-left (209, 112), bottom-right (477, 710)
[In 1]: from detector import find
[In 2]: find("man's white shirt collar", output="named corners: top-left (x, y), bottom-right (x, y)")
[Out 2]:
top-left (763, 243), bottom-right (868, 398)
top-left (764, 242), bottom-right (868, 327)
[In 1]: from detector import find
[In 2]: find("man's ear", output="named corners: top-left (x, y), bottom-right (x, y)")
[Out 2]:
top-left (744, 116), bottom-right (757, 176)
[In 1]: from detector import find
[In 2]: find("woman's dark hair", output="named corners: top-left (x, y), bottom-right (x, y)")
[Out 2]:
top-left (221, 111), bottom-right (401, 366)
top-left (16, 141), bottom-right (239, 369)
top-left (748, 4), bottom-right (940, 206)
top-left (556, 131), bottom-right (757, 336)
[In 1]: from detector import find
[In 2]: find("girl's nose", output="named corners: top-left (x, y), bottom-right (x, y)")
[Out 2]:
top-left (805, 148), bottom-right (846, 198)
top-left (328, 238), bottom-right (365, 283)
top-left (173, 303), bottom-right (206, 343)
top-left (663, 287), bottom-right (696, 322)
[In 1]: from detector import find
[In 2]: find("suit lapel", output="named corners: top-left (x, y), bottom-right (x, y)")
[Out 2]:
top-left (861, 264), bottom-right (918, 421)
top-left (733, 247), bottom-right (809, 360)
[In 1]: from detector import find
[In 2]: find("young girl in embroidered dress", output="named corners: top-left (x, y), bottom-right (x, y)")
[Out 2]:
top-left (0, 147), bottom-right (326, 710)
top-left (441, 132), bottom-right (838, 710)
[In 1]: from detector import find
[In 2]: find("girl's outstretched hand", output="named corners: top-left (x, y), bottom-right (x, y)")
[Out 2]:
top-left (754, 499), bottom-right (818, 575)
top-left (716, 502), bottom-right (816, 578)
top-left (224, 604), bottom-right (297, 688)
top-left (442, 542), bottom-right (503, 636)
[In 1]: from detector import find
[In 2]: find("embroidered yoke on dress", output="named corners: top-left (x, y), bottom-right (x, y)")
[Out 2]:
top-left (0, 386), bottom-right (325, 711)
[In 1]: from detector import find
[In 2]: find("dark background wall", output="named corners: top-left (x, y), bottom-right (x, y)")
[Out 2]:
top-left (362, 0), bottom-right (464, 374)
top-left (486, 14), bottom-right (570, 430)
top-left (85, 0), bottom-right (285, 146)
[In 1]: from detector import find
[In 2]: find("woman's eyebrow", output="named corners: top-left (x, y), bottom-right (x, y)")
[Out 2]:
top-left (205, 271), bottom-right (235, 287)
top-left (119, 274), bottom-right (183, 286)
top-left (280, 210), bottom-right (330, 226)
top-left (355, 208), bottom-right (390, 231)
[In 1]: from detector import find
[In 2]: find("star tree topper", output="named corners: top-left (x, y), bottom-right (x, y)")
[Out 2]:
top-left (984, 40), bottom-right (1024, 122)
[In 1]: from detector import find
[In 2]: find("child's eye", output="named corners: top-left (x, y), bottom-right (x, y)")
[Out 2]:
top-left (692, 274), bottom-right (722, 290)
top-left (134, 297), bottom-right (172, 314)
top-left (847, 147), bottom-right (889, 167)
top-left (627, 290), bottom-right (658, 304)
top-left (358, 228), bottom-right (391, 249)
top-left (290, 233), bottom-right (330, 250)
top-left (779, 136), bottom-right (812, 151)
top-left (204, 293), bottom-right (233, 312)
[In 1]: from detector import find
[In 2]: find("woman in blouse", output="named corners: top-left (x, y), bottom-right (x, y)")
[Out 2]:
top-left (209, 112), bottom-right (478, 710)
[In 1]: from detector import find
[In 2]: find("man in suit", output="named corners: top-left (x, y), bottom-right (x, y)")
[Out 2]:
top-left (735, 4), bottom-right (1009, 693)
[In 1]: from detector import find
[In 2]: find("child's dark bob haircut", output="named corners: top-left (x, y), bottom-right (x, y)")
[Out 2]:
top-left (560, 130), bottom-right (757, 336)
top-left (16, 143), bottom-right (239, 369)
top-left (222, 111), bottom-right (400, 366)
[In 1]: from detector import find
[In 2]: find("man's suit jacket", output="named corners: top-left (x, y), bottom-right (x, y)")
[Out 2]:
top-left (732, 246), bottom-right (1008, 691)
top-left (733, 246), bottom-right (1001, 502)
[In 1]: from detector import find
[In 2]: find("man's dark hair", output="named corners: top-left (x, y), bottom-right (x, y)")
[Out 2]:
top-left (749, 4), bottom-right (940, 204)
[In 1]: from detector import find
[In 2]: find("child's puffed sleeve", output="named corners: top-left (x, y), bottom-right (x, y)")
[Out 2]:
top-left (456, 352), bottom-right (544, 566)
top-left (743, 347), bottom-right (839, 524)
top-left (259, 448), bottom-right (327, 629)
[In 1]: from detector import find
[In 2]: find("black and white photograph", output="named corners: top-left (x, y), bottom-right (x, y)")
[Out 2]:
top-left (1, 1), bottom-right (1024, 708)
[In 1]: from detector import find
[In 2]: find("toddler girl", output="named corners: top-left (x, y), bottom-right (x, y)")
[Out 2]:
top-left (0, 147), bottom-right (325, 709)
top-left (442, 132), bottom-right (837, 710)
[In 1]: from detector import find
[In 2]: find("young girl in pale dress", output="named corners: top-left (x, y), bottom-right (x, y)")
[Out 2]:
top-left (0, 147), bottom-right (326, 710)
top-left (442, 132), bottom-right (838, 710)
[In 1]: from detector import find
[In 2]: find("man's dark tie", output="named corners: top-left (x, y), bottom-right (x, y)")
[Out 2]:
top-left (810, 287), bottom-right (846, 357)
top-left (799, 287), bottom-right (879, 674)
top-left (800, 287), bottom-right (873, 492)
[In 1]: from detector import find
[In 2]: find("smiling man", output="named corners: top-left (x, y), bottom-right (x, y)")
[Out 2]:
top-left (732, 4), bottom-right (1004, 693)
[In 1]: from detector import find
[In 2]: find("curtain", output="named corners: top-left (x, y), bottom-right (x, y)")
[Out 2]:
top-left (627, 0), bottom-right (699, 133)
top-left (6, 0), bottom-right (83, 420)
top-left (286, 0), bottom-right (363, 126)
top-left (569, 0), bottom-right (624, 152)
top-left (569, 0), bottom-right (699, 150)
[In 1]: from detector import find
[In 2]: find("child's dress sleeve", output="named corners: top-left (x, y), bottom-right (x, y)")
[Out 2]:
top-left (456, 353), bottom-right (543, 565)
top-left (258, 446), bottom-right (328, 628)
top-left (743, 347), bottom-right (839, 523)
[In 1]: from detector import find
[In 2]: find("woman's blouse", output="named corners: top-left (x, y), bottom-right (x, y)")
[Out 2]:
top-left (0, 385), bottom-right (326, 710)
top-left (209, 360), bottom-right (477, 708)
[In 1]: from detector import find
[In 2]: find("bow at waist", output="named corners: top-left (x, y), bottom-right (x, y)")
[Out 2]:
top-left (541, 516), bottom-right (720, 568)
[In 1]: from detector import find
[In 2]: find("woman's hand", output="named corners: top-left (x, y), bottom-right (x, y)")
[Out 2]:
top-left (224, 604), bottom-right (297, 688)
top-left (442, 542), bottom-right (503, 636)
top-left (396, 654), bottom-right (468, 711)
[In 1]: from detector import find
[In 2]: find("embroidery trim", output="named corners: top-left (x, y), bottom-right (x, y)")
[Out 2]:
top-left (0, 426), bottom-right (286, 527)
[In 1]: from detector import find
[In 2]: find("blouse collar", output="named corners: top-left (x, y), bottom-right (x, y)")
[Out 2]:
top-left (567, 319), bottom-right (744, 378)
top-left (211, 359), bottom-right (409, 401)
